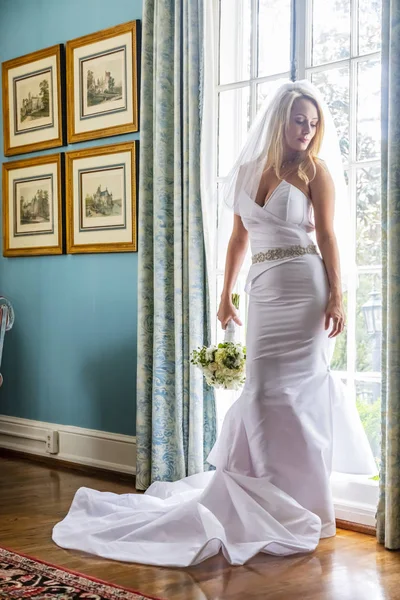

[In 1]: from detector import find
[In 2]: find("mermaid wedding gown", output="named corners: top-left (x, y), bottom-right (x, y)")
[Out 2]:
top-left (52, 182), bottom-right (376, 566)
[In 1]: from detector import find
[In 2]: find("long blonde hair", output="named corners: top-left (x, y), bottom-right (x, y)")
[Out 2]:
top-left (263, 85), bottom-right (325, 184)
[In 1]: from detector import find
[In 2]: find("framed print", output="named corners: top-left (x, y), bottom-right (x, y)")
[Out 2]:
top-left (66, 21), bottom-right (139, 144)
top-left (66, 141), bottom-right (137, 254)
top-left (3, 154), bottom-right (63, 257)
top-left (2, 45), bottom-right (64, 156)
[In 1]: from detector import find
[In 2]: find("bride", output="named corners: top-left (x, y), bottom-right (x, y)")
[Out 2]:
top-left (52, 81), bottom-right (377, 567)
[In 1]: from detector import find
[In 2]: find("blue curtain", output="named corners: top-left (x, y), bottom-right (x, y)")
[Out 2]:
top-left (135, 0), bottom-right (217, 490)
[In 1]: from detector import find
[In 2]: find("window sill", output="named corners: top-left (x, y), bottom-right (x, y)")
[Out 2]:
top-left (331, 471), bottom-right (378, 527)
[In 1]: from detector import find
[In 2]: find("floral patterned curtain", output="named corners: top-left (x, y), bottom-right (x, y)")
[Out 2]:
top-left (135, 0), bottom-right (216, 490)
top-left (376, 0), bottom-right (400, 548)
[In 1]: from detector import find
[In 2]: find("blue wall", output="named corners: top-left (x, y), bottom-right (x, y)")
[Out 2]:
top-left (0, 0), bottom-right (141, 435)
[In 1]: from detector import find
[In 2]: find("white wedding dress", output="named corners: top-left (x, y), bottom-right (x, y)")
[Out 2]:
top-left (52, 182), bottom-right (376, 566)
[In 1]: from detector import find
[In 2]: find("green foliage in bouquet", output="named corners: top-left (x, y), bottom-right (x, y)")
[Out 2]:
top-left (231, 293), bottom-right (240, 310)
top-left (190, 293), bottom-right (246, 390)
top-left (191, 341), bottom-right (246, 390)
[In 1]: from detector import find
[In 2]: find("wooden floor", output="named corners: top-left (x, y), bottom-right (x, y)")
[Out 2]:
top-left (0, 453), bottom-right (399, 600)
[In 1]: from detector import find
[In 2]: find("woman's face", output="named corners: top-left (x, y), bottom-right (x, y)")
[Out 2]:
top-left (285, 97), bottom-right (319, 152)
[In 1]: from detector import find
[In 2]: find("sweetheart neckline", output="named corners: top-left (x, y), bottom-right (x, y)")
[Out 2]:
top-left (254, 180), bottom-right (311, 208)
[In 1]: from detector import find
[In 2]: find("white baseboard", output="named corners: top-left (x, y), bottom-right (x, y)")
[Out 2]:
top-left (0, 415), bottom-right (136, 475)
top-left (0, 415), bottom-right (377, 528)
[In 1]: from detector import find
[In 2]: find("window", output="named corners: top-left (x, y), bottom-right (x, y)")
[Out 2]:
top-left (304, 0), bottom-right (382, 476)
top-left (212, 0), bottom-right (382, 524)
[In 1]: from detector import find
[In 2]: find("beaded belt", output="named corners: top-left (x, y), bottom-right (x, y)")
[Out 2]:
top-left (252, 243), bottom-right (318, 264)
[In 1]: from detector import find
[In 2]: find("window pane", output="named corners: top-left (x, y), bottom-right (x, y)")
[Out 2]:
top-left (312, 0), bottom-right (351, 66)
top-left (357, 59), bottom-right (381, 160)
top-left (219, 0), bottom-right (251, 85)
top-left (356, 273), bottom-right (382, 372)
top-left (258, 0), bottom-right (291, 77)
top-left (311, 67), bottom-right (350, 159)
top-left (358, 0), bottom-right (382, 55)
top-left (331, 291), bottom-right (348, 371)
top-left (218, 87), bottom-right (250, 177)
top-left (356, 380), bottom-right (381, 468)
top-left (356, 166), bottom-right (381, 266)
top-left (217, 189), bottom-right (234, 270)
top-left (256, 78), bottom-right (287, 111)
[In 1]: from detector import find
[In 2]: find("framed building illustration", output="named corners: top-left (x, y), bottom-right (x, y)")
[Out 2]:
top-left (2, 45), bottom-right (64, 156)
top-left (3, 153), bottom-right (64, 257)
top-left (65, 141), bottom-right (137, 254)
top-left (66, 21), bottom-right (139, 143)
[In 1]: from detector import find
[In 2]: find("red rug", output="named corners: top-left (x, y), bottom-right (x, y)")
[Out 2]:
top-left (0, 546), bottom-right (165, 599)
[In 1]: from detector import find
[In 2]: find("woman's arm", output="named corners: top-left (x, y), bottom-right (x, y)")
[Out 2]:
top-left (217, 215), bottom-right (249, 329)
top-left (309, 162), bottom-right (345, 338)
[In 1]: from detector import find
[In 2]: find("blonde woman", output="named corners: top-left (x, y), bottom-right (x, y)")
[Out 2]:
top-left (53, 81), bottom-right (376, 567)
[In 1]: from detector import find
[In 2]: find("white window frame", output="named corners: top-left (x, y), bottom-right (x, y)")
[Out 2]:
top-left (296, 0), bottom-right (382, 400)
top-left (212, 0), bottom-right (381, 526)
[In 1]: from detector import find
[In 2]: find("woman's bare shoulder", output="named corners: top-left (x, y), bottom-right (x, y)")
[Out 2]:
top-left (314, 158), bottom-right (331, 176)
top-left (310, 159), bottom-right (333, 185)
top-left (309, 159), bottom-right (335, 202)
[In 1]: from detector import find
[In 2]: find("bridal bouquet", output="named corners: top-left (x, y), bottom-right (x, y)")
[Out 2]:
top-left (190, 294), bottom-right (246, 390)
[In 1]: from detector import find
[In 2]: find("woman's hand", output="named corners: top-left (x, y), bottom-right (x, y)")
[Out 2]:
top-left (325, 295), bottom-right (345, 338)
top-left (217, 297), bottom-right (243, 330)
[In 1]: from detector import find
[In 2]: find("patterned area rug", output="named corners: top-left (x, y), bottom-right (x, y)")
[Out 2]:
top-left (0, 547), bottom-right (164, 599)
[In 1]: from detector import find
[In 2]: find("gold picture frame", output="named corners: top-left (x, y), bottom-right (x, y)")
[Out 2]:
top-left (66, 21), bottom-right (139, 144)
top-left (65, 141), bottom-right (137, 254)
top-left (3, 153), bottom-right (64, 257)
top-left (2, 45), bottom-right (64, 156)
